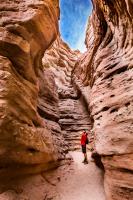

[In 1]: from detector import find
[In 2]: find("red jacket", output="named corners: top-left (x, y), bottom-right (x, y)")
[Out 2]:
top-left (81, 132), bottom-right (87, 145)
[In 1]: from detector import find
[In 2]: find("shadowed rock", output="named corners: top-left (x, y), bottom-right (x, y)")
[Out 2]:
top-left (0, 0), bottom-right (60, 176)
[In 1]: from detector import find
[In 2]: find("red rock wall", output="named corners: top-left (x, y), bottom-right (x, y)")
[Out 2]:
top-left (43, 37), bottom-right (92, 151)
top-left (0, 1), bottom-right (133, 199)
top-left (73, 0), bottom-right (133, 199)
top-left (0, 0), bottom-right (60, 176)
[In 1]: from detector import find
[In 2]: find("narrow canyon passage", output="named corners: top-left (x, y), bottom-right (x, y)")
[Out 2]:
top-left (0, 37), bottom-right (105, 200)
top-left (55, 152), bottom-right (105, 200)
top-left (0, 0), bottom-right (133, 200)
top-left (0, 152), bottom-right (105, 200)
top-left (39, 36), bottom-right (105, 199)
top-left (41, 38), bottom-right (93, 153)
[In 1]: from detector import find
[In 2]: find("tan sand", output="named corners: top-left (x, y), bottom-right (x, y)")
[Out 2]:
top-left (0, 152), bottom-right (106, 200)
top-left (56, 152), bottom-right (106, 200)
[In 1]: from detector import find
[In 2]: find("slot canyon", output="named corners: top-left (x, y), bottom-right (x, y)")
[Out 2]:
top-left (0, 0), bottom-right (133, 200)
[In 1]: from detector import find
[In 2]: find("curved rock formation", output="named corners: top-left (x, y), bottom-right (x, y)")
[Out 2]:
top-left (73, 0), bottom-right (133, 199)
top-left (0, 0), bottom-right (133, 199)
top-left (0, 0), bottom-right (60, 176)
top-left (43, 37), bottom-right (92, 151)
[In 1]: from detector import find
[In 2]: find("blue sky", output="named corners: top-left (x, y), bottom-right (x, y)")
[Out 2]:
top-left (60, 0), bottom-right (92, 52)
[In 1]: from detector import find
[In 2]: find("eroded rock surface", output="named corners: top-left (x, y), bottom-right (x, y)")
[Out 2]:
top-left (73, 0), bottom-right (133, 199)
top-left (0, 0), bottom-right (60, 176)
top-left (0, 0), bottom-right (133, 199)
top-left (43, 37), bottom-right (92, 150)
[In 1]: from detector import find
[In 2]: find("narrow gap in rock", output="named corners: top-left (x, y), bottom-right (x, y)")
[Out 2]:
top-left (110, 108), bottom-right (119, 113)
top-left (125, 102), bottom-right (130, 107)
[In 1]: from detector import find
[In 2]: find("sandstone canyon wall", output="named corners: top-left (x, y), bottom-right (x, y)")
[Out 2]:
top-left (0, 0), bottom-right (61, 176)
top-left (0, 0), bottom-right (92, 178)
top-left (43, 37), bottom-right (92, 151)
top-left (0, 0), bottom-right (133, 199)
top-left (73, 0), bottom-right (133, 199)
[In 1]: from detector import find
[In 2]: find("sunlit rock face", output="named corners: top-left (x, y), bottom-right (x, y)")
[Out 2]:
top-left (43, 37), bottom-right (92, 150)
top-left (0, 0), bottom-right (60, 176)
top-left (73, 0), bottom-right (133, 199)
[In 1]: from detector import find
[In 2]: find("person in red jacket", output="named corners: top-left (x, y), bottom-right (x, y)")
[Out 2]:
top-left (81, 130), bottom-right (89, 164)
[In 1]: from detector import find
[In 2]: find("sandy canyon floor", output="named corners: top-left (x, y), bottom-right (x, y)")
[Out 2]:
top-left (0, 152), bottom-right (106, 200)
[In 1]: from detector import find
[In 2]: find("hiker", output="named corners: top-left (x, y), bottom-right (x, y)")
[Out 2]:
top-left (81, 130), bottom-right (89, 164)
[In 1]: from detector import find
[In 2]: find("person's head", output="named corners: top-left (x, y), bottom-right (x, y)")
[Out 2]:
top-left (84, 129), bottom-right (88, 135)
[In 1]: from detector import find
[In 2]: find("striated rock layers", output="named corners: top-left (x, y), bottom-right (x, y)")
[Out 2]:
top-left (0, 0), bottom-right (61, 176)
top-left (0, 0), bottom-right (132, 199)
top-left (43, 37), bottom-right (92, 151)
top-left (73, 0), bottom-right (133, 199)
top-left (0, 0), bottom-right (92, 177)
